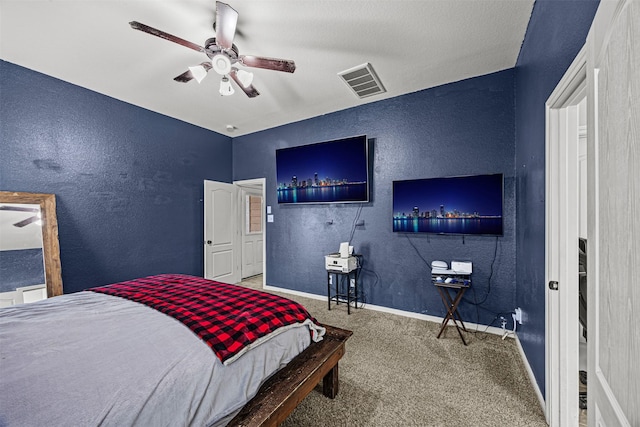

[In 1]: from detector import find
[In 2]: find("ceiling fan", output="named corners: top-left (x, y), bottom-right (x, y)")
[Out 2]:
top-left (129, 1), bottom-right (296, 98)
top-left (0, 205), bottom-right (41, 228)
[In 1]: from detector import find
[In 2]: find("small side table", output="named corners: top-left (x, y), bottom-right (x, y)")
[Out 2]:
top-left (433, 276), bottom-right (471, 345)
top-left (327, 267), bottom-right (360, 315)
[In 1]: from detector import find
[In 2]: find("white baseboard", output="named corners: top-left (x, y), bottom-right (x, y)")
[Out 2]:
top-left (262, 284), bottom-right (510, 338)
top-left (515, 334), bottom-right (546, 414)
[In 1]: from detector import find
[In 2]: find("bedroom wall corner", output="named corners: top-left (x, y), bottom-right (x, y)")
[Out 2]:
top-left (0, 60), bottom-right (233, 293)
top-left (232, 69), bottom-right (517, 328)
top-left (513, 0), bottom-right (599, 398)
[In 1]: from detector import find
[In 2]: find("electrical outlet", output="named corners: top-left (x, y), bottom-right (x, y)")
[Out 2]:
top-left (514, 307), bottom-right (523, 324)
top-left (350, 278), bottom-right (355, 287)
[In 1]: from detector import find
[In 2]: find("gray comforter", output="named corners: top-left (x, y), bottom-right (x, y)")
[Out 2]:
top-left (0, 291), bottom-right (312, 426)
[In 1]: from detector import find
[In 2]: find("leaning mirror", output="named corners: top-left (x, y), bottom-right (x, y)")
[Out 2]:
top-left (0, 191), bottom-right (63, 305)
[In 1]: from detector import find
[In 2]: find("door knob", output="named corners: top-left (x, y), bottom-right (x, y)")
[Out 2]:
top-left (206, 240), bottom-right (212, 245)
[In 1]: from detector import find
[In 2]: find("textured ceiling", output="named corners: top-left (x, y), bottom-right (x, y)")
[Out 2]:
top-left (0, 0), bottom-right (534, 136)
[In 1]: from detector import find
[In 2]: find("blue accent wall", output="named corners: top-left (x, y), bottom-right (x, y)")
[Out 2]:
top-left (0, 60), bottom-right (233, 294)
top-left (233, 70), bottom-right (517, 326)
top-left (514, 0), bottom-right (599, 396)
top-left (0, 0), bottom-right (601, 397)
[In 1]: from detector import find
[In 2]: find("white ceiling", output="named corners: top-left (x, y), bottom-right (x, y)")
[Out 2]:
top-left (0, 204), bottom-right (43, 251)
top-left (0, 0), bottom-right (534, 137)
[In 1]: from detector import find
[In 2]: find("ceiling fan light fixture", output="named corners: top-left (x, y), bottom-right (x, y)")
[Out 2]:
top-left (219, 76), bottom-right (235, 96)
top-left (235, 69), bottom-right (254, 88)
top-left (212, 54), bottom-right (232, 75)
top-left (188, 65), bottom-right (208, 83)
top-left (130, 2), bottom-right (296, 98)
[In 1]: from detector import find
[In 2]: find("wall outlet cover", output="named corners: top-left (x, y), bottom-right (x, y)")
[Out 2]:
top-left (514, 307), bottom-right (523, 324)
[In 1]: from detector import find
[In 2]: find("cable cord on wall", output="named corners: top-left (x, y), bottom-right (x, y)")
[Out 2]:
top-left (348, 204), bottom-right (364, 243)
top-left (404, 233), bottom-right (507, 335)
top-left (356, 254), bottom-right (379, 309)
top-left (463, 236), bottom-right (499, 306)
top-left (404, 234), bottom-right (432, 268)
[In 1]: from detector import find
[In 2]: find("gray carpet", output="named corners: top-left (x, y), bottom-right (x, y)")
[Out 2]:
top-left (241, 276), bottom-right (547, 427)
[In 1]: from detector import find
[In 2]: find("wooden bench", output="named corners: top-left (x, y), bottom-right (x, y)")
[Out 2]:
top-left (227, 325), bottom-right (353, 426)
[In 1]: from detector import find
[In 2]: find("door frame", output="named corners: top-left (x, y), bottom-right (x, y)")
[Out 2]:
top-left (545, 46), bottom-right (586, 426)
top-left (234, 178), bottom-right (267, 287)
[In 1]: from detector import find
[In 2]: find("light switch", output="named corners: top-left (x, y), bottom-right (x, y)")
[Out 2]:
top-left (267, 214), bottom-right (274, 223)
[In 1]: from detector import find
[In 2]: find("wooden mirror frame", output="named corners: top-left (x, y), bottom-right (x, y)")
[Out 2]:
top-left (0, 191), bottom-right (63, 297)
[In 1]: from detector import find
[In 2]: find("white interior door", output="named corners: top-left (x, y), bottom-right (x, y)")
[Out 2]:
top-left (587, 0), bottom-right (639, 425)
top-left (240, 189), bottom-right (264, 279)
top-left (204, 180), bottom-right (240, 284)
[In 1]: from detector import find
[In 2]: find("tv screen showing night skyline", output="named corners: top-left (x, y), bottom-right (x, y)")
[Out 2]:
top-left (393, 173), bottom-right (503, 235)
top-left (276, 135), bottom-right (369, 204)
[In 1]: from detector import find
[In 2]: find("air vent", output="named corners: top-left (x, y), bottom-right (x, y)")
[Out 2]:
top-left (338, 63), bottom-right (386, 99)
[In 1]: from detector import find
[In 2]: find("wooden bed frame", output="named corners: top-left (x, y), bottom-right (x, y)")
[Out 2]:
top-left (228, 325), bottom-right (353, 426)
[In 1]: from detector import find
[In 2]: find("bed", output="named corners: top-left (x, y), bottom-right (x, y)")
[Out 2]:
top-left (0, 274), bottom-right (351, 426)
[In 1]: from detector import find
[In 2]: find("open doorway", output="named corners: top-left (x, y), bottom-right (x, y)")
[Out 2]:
top-left (234, 178), bottom-right (266, 287)
top-left (545, 48), bottom-right (586, 426)
top-left (576, 97), bottom-right (588, 424)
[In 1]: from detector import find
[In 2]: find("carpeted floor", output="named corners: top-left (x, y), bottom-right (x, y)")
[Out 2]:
top-left (240, 275), bottom-right (547, 427)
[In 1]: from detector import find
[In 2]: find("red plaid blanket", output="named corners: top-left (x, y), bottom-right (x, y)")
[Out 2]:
top-left (89, 274), bottom-right (324, 364)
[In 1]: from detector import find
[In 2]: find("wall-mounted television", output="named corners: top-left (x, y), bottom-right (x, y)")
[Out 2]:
top-left (392, 173), bottom-right (504, 236)
top-left (276, 135), bottom-right (370, 204)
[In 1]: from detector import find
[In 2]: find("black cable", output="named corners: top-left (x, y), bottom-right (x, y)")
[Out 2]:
top-left (463, 236), bottom-right (499, 306)
top-left (347, 205), bottom-right (365, 307)
top-left (404, 234), bottom-right (431, 268)
top-left (404, 234), bottom-right (505, 337)
top-left (356, 254), bottom-right (379, 308)
top-left (472, 310), bottom-right (515, 339)
top-left (465, 285), bottom-right (516, 340)
top-left (348, 204), bottom-right (363, 243)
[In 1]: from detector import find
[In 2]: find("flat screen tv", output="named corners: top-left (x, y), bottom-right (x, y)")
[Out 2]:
top-left (276, 135), bottom-right (370, 204)
top-left (392, 173), bottom-right (503, 235)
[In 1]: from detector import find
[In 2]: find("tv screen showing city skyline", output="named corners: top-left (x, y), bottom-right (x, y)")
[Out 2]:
top-left (276, 135), bottom-right (370, 204)
top-left (392, 173), bottom-right (504, 235)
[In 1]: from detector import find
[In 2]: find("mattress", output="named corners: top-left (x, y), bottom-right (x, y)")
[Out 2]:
top-left (0, 289), bottom-right (313, 426)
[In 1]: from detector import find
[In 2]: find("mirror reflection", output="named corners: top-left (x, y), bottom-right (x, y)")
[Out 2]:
top-left (0, 192), bottom-right (62, 306)
top-left (0, 203), bottom-right (47, 306)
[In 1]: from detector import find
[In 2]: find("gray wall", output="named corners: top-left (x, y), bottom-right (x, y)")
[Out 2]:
top-left (233, 69), bottom-right (517, 326)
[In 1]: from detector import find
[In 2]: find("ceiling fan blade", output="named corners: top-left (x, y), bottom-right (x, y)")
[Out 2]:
top-left (239, 55), bottom-right (296, 73)
top-left (174, 62), bottom-right (212, 83)
top-left (174, 70), bottom-right (194, 83)
top-left (0, 205), bottom-right (39, 212)
top-left (215, 2), bottom-right (239, 50)
top-left (129, 21), bottom-right (205, 53)
top-left (13, 216), bottom-right (39, 228)
top-left (229, 69), bottom-right (260, 98)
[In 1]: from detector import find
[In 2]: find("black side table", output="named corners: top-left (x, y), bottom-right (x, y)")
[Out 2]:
top-left (327, 267), bottom-right (360, 315)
